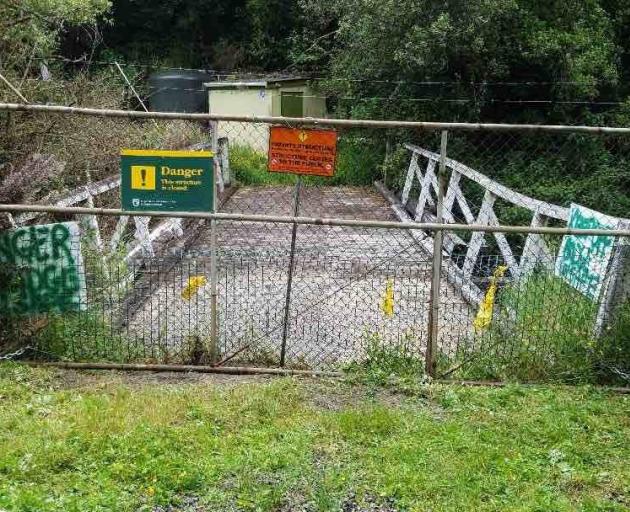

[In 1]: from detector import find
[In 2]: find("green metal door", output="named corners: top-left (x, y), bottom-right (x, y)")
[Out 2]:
top-left (281, 91), bottom-right (304, 117)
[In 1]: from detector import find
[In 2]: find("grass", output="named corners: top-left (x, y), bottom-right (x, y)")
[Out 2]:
top-left (344, 332), bottom-right (429, 395)
top-left (443, 272), bottom-right (629, 384)
top-left (1, 363), bottom-right (629, 511)
top-left (230, 144), bottom-right (296, 186)
top-left (30, 311), bottom-right (141, 363)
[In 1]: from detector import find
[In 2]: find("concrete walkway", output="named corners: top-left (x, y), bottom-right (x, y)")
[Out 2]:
top-left (127, 186), bottom-right (473, 368)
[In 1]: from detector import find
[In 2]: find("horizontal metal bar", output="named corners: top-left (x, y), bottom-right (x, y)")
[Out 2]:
top-left (2, 203), bottom-right (630, 237)
top-left (27, 361), bottom-right (342, 377)
top-left (2, 102), bottom-right (630, 134)
top-left (20, 362), bottom-right (630, 392)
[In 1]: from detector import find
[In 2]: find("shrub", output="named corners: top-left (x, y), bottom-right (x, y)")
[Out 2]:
top-left (228, 132), bottom-right (386, 187)
top-left (229, 144), bottom-right (294, 185)
top-left (32, 311), bottom-right (139, 363)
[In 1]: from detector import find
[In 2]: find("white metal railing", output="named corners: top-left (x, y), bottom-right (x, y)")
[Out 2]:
top-left (6, 139), bottom-right (231, 262)
top-left (400, 143), bottom-right (570, 286)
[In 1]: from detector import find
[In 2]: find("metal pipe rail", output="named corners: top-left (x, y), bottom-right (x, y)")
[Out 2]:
top-left (2, 102), bottom-right (630, 134)
top-left (2, 203), bottom-right (630, 237)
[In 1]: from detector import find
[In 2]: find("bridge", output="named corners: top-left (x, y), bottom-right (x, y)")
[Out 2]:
top-left (6, 142), bottom-right (603, 369)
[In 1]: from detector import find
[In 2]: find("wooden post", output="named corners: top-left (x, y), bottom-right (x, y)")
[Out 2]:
top-left (426, 130), bottom-right (448, 377)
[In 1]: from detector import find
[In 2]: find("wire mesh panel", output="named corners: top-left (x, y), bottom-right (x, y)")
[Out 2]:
top-left (0, 109), bottom-right (629, 385)
top-left (437, 231), bottom-right (630, 385)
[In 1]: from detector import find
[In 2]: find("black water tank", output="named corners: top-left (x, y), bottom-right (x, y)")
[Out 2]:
top-left (148, 70), bottom-right (213, 113)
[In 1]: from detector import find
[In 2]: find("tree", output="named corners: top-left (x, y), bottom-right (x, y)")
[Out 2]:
top-left (102, 0), bottom-right (300, 70)
top-left (294, 0), bottom-right (621, 123)
top-left (0, 0), bottom-right (111, 70)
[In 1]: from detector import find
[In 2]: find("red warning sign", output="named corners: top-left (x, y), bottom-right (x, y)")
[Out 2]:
top-left (268, 126), bottom-right (337, 177)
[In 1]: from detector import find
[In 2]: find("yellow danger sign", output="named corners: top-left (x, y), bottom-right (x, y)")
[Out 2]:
top-left (130, 165), bottom-right (157, 190)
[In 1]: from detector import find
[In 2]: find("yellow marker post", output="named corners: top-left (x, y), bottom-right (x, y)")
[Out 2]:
top-left (181, 276), bottom-right (207, 301)
top-left (381, 279), bottom-right (395, 317)
top-left (473, 265), bottom-right (508, 332)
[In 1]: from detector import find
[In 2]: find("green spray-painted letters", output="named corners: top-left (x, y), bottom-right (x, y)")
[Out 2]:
top-left (0, 222), bottom-right (86, 315)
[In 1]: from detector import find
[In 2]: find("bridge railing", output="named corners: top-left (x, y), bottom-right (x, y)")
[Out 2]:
top-left (5, 138), bottom-right (231, 263)
top-left (380, 143), bottom-right (574, 304)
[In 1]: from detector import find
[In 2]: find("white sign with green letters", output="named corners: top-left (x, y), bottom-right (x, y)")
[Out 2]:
top-left (555, 204), bottom-right (620, 301)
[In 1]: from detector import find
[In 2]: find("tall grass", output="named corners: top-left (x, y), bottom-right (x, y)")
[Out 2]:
top-left (30, 312), bottom-right (139, 363)
top-left (345, 332), bottom-right (428, 394)
top-left (229, 145), bottom-right (295, 185)
top-left (445, 271), bottom-right (628, 383)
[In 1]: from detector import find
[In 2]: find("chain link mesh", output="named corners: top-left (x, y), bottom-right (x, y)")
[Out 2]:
top-left (0, 114), bottom-right (628, 385)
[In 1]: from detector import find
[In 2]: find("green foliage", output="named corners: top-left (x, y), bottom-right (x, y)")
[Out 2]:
top-left (103, 0), bottom-right (301, 69)
top-left (345, 332), bottom-right (429, 395)
top-left (0, 366), bottom-right (629, 511)
top-left (32, 311), bottom-right (139, 363)
top-left (329, 134), bottom-right (384, 185)
top-left (593, 300), bottom-right (630, 385)
top-left (297, 0), bottom-right (620, 122)
top-left (443, 272), bottom-right (627, 384)
top-left (229, 135), bottom-right (383, 187)
top-left (1, 0), bottom-right (111, 68)
top-left (229, 145), bottom-right (294, 185)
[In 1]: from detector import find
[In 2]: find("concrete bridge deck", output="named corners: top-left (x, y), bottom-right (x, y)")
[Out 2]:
top-left (126, 185), bottom-right (473, 368)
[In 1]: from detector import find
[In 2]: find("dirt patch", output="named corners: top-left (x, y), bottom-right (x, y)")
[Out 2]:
top-left (43, 368), bottom-right (419, 410)
top-left (151, 493), bottom-right (400, 512)
top-left (299, 377), bottom-right (411, 410)
top-left (46, 368), bottom-right (274, 390)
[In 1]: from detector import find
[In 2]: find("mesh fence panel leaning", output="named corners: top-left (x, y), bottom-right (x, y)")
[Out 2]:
top-left (0, 107), bottom-right (628, 384)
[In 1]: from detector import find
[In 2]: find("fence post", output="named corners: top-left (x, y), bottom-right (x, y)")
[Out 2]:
top-left (218, 137), bottom-right (230, 187)
top-left (209, 120), bottom-right (220, 363)
top-left (279, 176), bottom-right (302, 367)
top-left (383, 133), bottom-right (392, 188)
top-left (426, 130), bottom-right (448, 377)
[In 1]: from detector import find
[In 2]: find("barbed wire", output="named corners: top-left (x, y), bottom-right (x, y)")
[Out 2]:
top-left (30, 56), bottom-right (618, 89)
top-left (12, 78), bottom-right (629, 107)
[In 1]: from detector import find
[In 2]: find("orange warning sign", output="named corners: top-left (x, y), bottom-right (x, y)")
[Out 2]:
top-left (268, 126), bottom-right (337, 177)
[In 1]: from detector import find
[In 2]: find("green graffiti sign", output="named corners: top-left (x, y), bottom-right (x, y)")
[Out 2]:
top-left (0, 222), bottom-right (86, 315)
top-left (120, 149), bottom-right (214, 212)
top-left (555, 204), bottom-right (619, 301)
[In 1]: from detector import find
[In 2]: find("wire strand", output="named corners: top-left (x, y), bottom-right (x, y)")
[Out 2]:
top-left (31, 56), bottom-right (616, 88)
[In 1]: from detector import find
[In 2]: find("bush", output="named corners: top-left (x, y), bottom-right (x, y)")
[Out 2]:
top-left (0, 70), bottom-right (206, 204)
top-left (32, 311), bottom-right (139, 363)
top-left (228, 132), bottom-right (386, 188)
top-left (229, 145), bottom-right (294, 185)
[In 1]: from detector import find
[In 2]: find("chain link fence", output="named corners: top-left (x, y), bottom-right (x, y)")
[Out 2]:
top-left (0, 105), bottom-right (628, 385)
